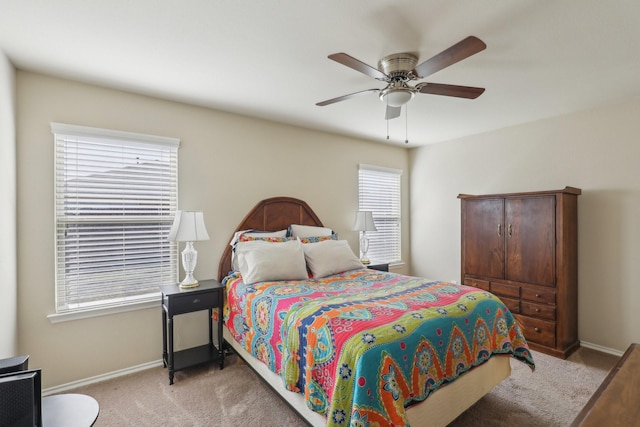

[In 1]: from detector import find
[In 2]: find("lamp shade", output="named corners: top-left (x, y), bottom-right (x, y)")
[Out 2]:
top-left (168, 211), bottom-right (210, 242)
top-left (353, 211), bottom-right (377, 232)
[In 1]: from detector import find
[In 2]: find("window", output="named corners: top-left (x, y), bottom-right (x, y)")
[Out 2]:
top-left (358, 164), bottom-right (402, 264)
top-left (52, 123), bottom-right (179, 316)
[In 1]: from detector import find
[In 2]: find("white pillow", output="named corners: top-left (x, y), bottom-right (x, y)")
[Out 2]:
top-left (289, 224), bottom-right (334, 238)
top-left (236, 239), bottom-right (309, 285)
top-left (230, 229), bottom-right (289, 271)
top-left (301, 239), bottom-right (364, 278)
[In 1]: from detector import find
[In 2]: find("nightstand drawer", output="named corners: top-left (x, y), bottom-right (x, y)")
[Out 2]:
top-left (166, 291), bottom-right (219, 316)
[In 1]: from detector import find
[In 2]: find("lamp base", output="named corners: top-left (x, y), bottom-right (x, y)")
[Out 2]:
top-left (179, 242), bottom-right (199, 288)
top-left (179, 273), bottom-right (199, 289)
top-left (360, 233), bottom-right (371, 266)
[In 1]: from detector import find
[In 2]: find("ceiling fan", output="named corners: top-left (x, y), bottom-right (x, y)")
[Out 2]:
top-left (316, 36), bottom-right (487, 120)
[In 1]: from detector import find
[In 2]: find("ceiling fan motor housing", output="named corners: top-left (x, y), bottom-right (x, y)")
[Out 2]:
top-left (378, 53), bottom-right (418, 76)
top-left (378, 53), bottom-right (418, 107)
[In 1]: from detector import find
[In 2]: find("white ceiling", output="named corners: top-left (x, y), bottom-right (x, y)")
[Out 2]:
top-left (1, 1), bottom-right (639, 147)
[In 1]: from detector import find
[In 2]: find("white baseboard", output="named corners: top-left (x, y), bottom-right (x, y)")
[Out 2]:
top-left (579, 341), bottom-right (625, 357)
top-left (42, 359), bottom-right (163, 396)
top-left (40, 342), bottom-right (623, 396)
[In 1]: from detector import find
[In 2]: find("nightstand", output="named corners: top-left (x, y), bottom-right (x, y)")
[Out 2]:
top-left (368, 262), bottom-right (389, 272)
top-left (160, 279), bottom-right (224, 385)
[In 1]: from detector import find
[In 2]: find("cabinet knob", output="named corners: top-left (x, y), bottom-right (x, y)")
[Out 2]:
top-left (535, 294), bottom-right (541, 298)
top-left (534, 327), bottom-right (540, 332)
top-left (535, 308), bottom-right (540, 312)
top-left (193, 298), bottom-right (200, 303)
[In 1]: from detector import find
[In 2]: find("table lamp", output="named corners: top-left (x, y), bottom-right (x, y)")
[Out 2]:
top-left (353, 211), bottom-right (377, 265)
top-left (168, 211), bottom-right (210, 288)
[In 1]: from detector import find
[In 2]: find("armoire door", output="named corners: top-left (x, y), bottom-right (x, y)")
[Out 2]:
top-left (462, 198), bottom-right (505, 279)
top-left (505, 196), bottom-right (556, 286)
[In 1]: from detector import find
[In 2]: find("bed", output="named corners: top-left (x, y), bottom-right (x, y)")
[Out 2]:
top-left (218, 197), bottom-right (534, 427)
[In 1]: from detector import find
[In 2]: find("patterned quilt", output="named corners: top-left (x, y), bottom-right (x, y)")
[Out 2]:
top-left (224, 268), bottom-right (535, 427)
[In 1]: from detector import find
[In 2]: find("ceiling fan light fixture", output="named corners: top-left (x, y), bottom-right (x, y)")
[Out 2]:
top-left (380, 88), bottom-right (414, 107)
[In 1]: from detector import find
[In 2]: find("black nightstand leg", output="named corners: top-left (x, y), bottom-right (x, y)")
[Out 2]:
top-left (161, 308), bottom-right (167, 368)
top-left (168, 315), bottom-right (174, 385)
top-left (208, 308), bottom-right (213, 346)
top-left (218, 316), bottom-right (224, 370)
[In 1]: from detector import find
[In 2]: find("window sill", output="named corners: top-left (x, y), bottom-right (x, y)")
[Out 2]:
top-left (48, 298), bottom-right (161, 323)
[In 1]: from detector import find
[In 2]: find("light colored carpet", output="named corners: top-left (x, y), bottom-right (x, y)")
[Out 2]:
top-left (449, 348), bottom-right (617, 426)
top-left (70, 347), bottom-right (618, 426)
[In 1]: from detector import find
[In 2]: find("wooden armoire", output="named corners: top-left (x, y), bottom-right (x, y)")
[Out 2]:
top-left (458, 187), bottom-right (581, 358)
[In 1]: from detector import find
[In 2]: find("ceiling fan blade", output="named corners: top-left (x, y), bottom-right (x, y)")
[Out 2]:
top-left (416, 83), bottom-right (485, 99)
top-left (385, 105), bottom-right (401, 120)
top-left (413, 36), bottom-right (486, 79)
top-left (316, 89), bottom-right (380, 106)
top-left (328, 53), bottom-right (388, 80)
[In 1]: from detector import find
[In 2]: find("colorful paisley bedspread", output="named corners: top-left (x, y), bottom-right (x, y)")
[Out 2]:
top-left (224, 269), bottom-right (535, 427)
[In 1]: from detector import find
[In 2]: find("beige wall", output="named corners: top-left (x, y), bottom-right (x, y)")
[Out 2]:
top-left (409, 97), bottom-right (640, 353)
top-left (0, 52), bottom-right (17, 357)
top-left (16, 71), bottom-right (410, 388)
top-left (21, 65), bottom-right (637, 386)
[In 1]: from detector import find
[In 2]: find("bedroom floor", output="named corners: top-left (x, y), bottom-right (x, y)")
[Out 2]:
top-left (68, 347), bottom-right (618, 426)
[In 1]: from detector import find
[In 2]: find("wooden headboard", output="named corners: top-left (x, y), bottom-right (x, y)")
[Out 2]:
top-left (217, 196), bottom-right (324, 281)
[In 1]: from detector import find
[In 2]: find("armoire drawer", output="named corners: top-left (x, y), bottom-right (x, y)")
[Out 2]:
top-left (521, 301), bottom-right (556, 321)
top-left (514, 314), bottom-right (556, 348)
top-left (521, 286), bottom-right (555, 305)
top-left (490, 282), bottom-right (520, 299)
top-left (499, 296), bottom-right (520, 314)
top-left (463, 277), bottom-right (490, 291)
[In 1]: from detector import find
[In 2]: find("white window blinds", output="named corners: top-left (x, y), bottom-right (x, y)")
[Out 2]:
top-left (52, 123), bottom-right (179, 314)
top-left (358, 164), bottom-right (402, 264)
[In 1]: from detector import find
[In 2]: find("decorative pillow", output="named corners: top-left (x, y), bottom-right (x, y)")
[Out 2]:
top-left (229, 229), bottom-right (288, 247)
top-left (236, 239), bottom-right (309, 285)
top-left (289, 224), bottom-right (335, 238)
top-left (238, 234), bottom-right (290, 243)
top-left (297, 235), bottom-right (338, 244)
top-left (301, 239), bottom-right (364, 279)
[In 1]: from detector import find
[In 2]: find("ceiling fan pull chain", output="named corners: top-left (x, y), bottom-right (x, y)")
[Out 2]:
top-left (405, 105), bottom-right (409, 144)
top-left (386, 98), bottom-right (390, 140)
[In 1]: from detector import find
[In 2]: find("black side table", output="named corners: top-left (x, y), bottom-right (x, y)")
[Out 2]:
top-left (159, 279), bottom-right (225, 385)
top-left (368, 262), bottom-right (389, 272)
